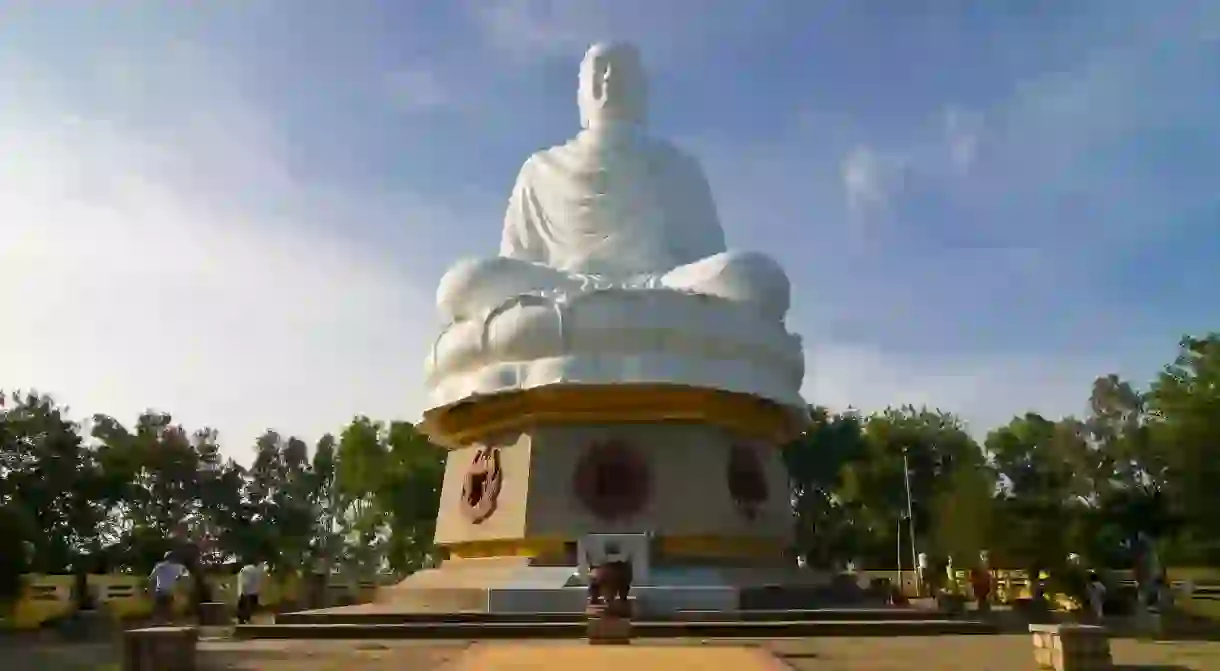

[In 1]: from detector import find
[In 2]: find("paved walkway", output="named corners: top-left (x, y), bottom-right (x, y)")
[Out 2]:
top-left (762, 636), bottom-right (1220, 670)
top-left (193, 636), bottom-right (1220, 670)
top-left (450, 643), bottom-right (787, 670)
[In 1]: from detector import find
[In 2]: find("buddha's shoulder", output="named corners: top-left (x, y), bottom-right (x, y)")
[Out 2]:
top-left (523, 134), bottom-right (699, 167)
top-left (518, 142), bottom-right (571, 173)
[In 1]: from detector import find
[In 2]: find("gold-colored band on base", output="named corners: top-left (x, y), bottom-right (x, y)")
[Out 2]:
top-left (421, 384), bottom-right (802, 448)
top-left (444, 535), bottom-right (785, 562)
top-left (446, 537), bottom-right (566, 560)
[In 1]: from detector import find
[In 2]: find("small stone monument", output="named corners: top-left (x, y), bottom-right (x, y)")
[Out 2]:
top-left (196, 601), bottom-right (229, 626)
top-left (1030, 623), bottom-right (1111, 671)
top-left (586, 541), bottom-right (634, 644)
top-left (122, 626), bottom-right (198, 671)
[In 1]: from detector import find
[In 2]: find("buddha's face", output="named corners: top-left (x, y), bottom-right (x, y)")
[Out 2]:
top-left (579, 42), bottom-right (648, 128)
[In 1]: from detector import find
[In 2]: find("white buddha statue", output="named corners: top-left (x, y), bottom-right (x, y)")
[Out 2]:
top-left (425, 42), bottom-right (805, 415)
top-left (437, 42), bottom-right (791, 324)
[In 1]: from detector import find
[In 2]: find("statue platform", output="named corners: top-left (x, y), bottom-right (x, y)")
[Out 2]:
top-left (421, 383), bottom-right (806, 449)
top-left (349, 557), bottom-right (833, 616)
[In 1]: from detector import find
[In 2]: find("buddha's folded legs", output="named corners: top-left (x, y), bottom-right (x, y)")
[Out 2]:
top-left (659, 251), bottom-right (791, 322)
top-left (437, 256), bottom-right (583, 322)
top-left (438, 251), bottom-right (792, 324)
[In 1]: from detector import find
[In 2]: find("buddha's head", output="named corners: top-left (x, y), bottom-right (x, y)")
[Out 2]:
top-left (579, 42), bottom-right (648, 129)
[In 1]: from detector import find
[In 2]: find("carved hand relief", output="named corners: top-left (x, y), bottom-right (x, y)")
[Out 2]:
top-left (728, 443), bottom-right (768, 519)
top-left (574, 440), bottom-right (651, 520)
top-left (461, 446), bottom-right (503, 524)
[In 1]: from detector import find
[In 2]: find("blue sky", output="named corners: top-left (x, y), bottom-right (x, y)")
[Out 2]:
top-left (2, 1), bottom-right (1217, 459)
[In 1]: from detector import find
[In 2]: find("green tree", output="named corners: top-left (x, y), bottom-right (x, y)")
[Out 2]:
top-left (1080, 374), bottom-right (1175, 566)
top-left (334, 416), bottom-right (391, 576)
top-left (783, 406), bottom-right (868, 568)
top-left (306, 433), bottom-right (343, 573)
top-left (1, 392), bottom-right (112, 573)
top-left (985, 413), bottom-right (1090, 570)
top-left (90, 412), bottom-right (219, 572)
top-left (0, 503), bottom-right (35, 614)
top-left (199, 458), bottom-right (250, 566)
top-left (333, 417), bottom-right (445, 576)
top-left (379, 421), bottom-right (445, 574)
top-left (838, 406), bottom-right (983, 566)
top-left (930, 462), bottom-right (999, 563)
top-left (1145, 334), bottom-right (1220, 563)
top-left (245, 431), bottom-right (317, 571)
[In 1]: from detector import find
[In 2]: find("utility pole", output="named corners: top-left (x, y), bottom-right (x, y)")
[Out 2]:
top-left (902, 447), bottom-right (920, 595)
top-left (896, 517), bottom-right (903, 593)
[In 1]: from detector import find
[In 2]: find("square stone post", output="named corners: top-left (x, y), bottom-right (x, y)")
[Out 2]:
top-left (197, 601), bottom-right (229, 626)
top-left (586, 603), bottom-right (632, 645)
top-left (122, 626), bottom-right (198, 671)
top-left (1030, 623), bottom-right (1111, 671)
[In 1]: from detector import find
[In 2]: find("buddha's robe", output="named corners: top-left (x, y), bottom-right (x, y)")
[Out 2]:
top-left (437, 125), bottom-right (790, 323)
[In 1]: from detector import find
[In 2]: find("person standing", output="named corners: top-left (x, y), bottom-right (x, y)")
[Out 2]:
top-left (970, 565), bottom-right (992, 613)
top-left (917, 552), bottom-right (929, 596)
top-left (1086, 572), bottom-right (1107, 622)
top-left (236, 560), bottom-right (265, 625)
top-left (148, 551), bottom-right (188, 623)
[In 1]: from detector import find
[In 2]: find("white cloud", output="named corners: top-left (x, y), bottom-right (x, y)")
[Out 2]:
top-left (841, 146), bottom-right (904, 216)
top-left (384, 66), bottom-right (452, 113)
top-left (462, 0), bottom-right (782, 67)
top-left (0, 53), bottom-right (437, 464)
top-left (466, 0), bottom-right (607, 60)
top-left (943, 106), bottom-right (981, 174)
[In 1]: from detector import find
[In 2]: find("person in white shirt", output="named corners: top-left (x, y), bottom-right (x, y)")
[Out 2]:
top-left (148, 552), bottom-right (188, 622)
top-left (236, 561), bottom-right (266, 624)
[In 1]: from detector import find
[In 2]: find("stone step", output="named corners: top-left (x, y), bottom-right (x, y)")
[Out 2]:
top-left (236, 618), bottom-right (996, 640)
top-left (276, 607), bottom-right (941, 625)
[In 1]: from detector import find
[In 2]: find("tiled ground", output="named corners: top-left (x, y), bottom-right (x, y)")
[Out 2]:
top-left (7, 635), bottom-right (1220, 670)
top-left (762, 636), bottom-right (1220, 670)
top-left (196, 636), bottom-right (1220, 670)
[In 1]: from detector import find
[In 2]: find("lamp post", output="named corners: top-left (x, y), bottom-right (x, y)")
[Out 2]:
top-left (902, 447), bottom-right (920, 595)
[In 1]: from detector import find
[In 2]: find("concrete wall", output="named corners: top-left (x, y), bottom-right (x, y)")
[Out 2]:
top-left (3, 574), bottom-right (386, 629)
top-left (523, 423), bottom-right (791, 542)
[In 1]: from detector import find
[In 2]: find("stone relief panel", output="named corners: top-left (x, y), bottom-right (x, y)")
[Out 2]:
top-left (461, 445), bottom-right (503, 524)
top-left (573, 440), bottom-right (652, 521)
top-left (727, 443), bottom-right (769, 520)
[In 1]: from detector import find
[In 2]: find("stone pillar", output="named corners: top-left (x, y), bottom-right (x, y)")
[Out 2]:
top-left (197, 601), bottom-right (229, 626)
top-left (1135, 607), bottom-right (1163, 640)
top-left (586, 605), bottom-right (632, 645)
top-left (1030, 623), bottom-right (1111, 671)
top-left (122, 626), bottom-right (198, 671)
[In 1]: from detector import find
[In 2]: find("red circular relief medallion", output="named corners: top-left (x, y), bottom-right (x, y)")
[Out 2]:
top-left (574, 440), bottom-right (651, 520)
top-left (461, 446), bottom-right (503, 524)
top-left (728, 443), bottom-right (769, 519)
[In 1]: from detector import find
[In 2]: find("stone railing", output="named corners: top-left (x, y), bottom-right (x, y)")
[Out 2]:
top-left (4, 573), bottom-right (389, 629)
